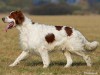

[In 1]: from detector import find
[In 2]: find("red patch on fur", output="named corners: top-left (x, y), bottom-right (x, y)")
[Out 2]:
top-left (64, 27), bottom-right (73, 36)
top-left (32, 22), bottom-right (35, 24)
top-left (55, 26), bottom-right (63, 31)
top-left (45, 33), bottom-right (55, 43)
top-left (9, 11), bottom-right (24, 25)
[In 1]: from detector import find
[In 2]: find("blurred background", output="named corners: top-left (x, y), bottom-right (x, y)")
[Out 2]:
top-left (0, 0), bottom-right (100, 15)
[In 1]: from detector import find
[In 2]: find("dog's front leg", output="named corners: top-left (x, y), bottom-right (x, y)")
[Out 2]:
top-left (9, 51), bottom-right (29, 67)
top-left (39, 48), bottom-right (50, 68)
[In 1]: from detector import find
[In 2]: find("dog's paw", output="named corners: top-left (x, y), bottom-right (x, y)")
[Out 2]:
top-left (64, 65), bottom-right (71, 68)
top-left (43, 65), bottom-right (49, 68)
top-left (9, 64), bottom-right (16, 67)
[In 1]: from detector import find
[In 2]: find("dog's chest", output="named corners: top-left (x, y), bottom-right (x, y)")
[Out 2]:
top-left (19, 31), bottom-right (42, 51)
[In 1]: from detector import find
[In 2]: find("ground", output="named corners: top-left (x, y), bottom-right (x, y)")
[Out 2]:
top-left (0, 14), bottom-right (100, 75)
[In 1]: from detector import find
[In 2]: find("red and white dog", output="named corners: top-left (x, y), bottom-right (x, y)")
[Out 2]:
top-left (2, 11), bottom-right (99, 68)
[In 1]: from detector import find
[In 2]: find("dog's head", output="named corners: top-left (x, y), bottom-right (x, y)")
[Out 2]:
top-left (2, 10), bottom-right (24, 32)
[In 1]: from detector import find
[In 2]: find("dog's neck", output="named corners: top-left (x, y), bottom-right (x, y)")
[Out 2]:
top-left (23, 16), bottom-right (32, 25)
top-left (16, 16), bottom-right (33, 33)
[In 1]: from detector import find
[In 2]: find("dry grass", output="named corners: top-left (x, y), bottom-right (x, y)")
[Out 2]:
top-left (0, 14), bottom-right (100, 75)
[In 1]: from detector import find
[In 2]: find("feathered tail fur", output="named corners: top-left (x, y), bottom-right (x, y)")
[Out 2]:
top-left (85, 41), bottom-right (99, 51)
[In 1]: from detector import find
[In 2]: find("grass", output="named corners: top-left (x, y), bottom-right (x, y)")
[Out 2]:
top-left (0, 14), bottom-right (100, 75)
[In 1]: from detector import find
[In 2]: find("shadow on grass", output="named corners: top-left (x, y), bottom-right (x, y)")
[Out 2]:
top-left (72, 62), bottom-right (86, 66)
top-left (26, 60), bottom-right (43, 66)
top-left (26, 60), bottom-right (87, 67)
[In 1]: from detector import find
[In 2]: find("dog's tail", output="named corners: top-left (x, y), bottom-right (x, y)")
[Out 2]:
top-left (85, 41), bottom-right (99, 51)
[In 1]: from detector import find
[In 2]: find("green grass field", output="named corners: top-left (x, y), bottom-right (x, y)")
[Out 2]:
top-left (0, 14), bottom-right (100, 75)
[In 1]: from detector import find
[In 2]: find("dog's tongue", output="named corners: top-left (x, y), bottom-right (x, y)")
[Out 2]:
top-left (5, 22), bottom-right (13, 32)
top-left (5, 24), bottom-right (10, 32)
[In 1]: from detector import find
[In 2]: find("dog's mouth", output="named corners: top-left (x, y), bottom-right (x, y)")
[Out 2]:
top-left (5, 21), bottom-right (15, 32)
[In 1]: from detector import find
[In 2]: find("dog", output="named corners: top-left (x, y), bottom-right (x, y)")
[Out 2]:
top-left (2, 11), bottom-right (99, 68)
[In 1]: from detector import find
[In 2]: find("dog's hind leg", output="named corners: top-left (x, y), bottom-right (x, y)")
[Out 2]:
top-left (9, 51), bottom-right (29, 67)
top-left (74, 51), bottom-right (92, 67)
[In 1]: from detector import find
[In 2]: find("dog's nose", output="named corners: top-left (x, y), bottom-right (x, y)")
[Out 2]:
top-left (2, 17), bottom-right (5, 21)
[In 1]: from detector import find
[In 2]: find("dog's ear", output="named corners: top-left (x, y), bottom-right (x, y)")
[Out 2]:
top-left (15, 10), bottom-right (24, 25)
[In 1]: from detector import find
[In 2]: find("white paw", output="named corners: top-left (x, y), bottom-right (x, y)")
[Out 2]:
top-left (9, 64), bottom-right (16, 67)
top-left (43, 65), bottom-right (49, 68)
top-left (87, 63), bottom-right (92, 67)
top-left (64, 65), bottom-right (71, 68)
